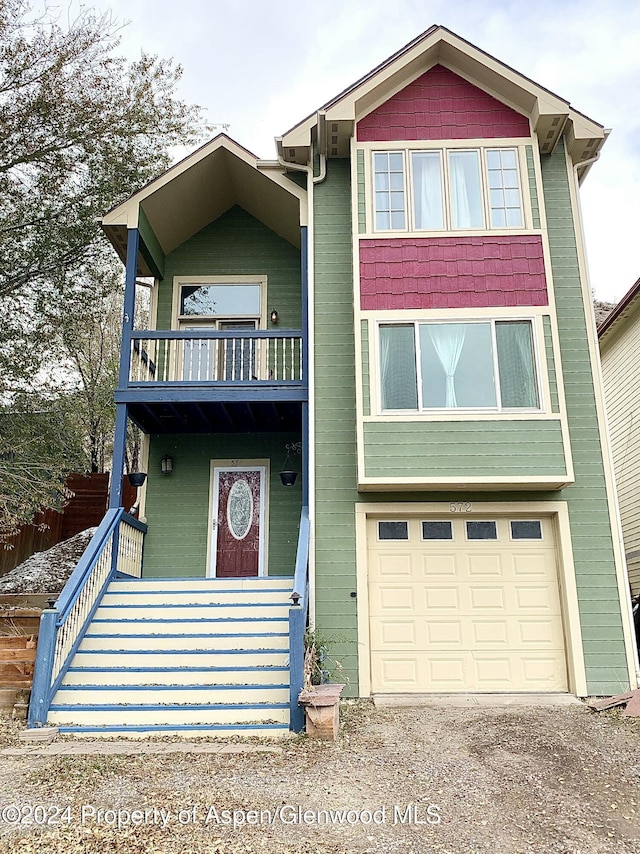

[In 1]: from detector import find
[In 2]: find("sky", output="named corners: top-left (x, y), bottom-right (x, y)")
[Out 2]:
top-left (43, 0), bottom-right (640, 303)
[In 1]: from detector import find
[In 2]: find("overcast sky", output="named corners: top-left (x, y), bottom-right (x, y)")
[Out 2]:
top-left (52, 0), bottom-right (640, 303)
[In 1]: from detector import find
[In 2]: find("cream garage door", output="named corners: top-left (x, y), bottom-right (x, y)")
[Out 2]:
top-left (367, 516), bottom-right (568, 693)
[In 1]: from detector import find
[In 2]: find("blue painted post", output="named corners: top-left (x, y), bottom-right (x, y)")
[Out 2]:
top-left (301, 225), bottom-right (309, 508)
top-left (289, 606), bottom-right (306, 732)
top-left (27, 610), bottom-right (57, 727)
top-left (109, 227), bottom-right (139, 509)
top-left (109, 405), bottom-right (128, 510)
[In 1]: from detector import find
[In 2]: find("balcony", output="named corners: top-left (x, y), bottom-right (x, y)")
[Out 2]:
top-left (116, 330), bottom-right (307, 434)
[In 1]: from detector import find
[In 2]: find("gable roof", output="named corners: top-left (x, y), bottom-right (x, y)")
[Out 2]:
top-left (598, 277), bottom-right (640, 345)
top-left (102, 134), bottom-right (307, 274)
top-left (278, 25), bottom-right (606, 181)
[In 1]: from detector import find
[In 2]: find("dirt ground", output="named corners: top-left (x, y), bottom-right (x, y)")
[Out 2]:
top-left (0, 699), bottom-right (638, 854)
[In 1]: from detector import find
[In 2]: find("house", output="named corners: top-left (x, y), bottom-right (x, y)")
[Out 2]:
top-left (28, 26), bottom-right (638, 737)
top-left (598, 278), bottom-right (640, 598)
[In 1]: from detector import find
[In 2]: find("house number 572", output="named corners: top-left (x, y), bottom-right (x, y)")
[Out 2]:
top-left (449, 502), bottom-right (472, 512)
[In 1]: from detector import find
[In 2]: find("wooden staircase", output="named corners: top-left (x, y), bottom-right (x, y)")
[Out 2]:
top-left (46, 577), bottom-right (293, 738)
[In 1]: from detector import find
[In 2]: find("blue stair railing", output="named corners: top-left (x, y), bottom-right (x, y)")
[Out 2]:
top-left (288, 506), bottom-right (310, 732)
top-left (28, 509), bottom-right (147, 727)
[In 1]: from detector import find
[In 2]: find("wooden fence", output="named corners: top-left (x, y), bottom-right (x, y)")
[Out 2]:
top-left (0, 474), bottom-right (110, 576)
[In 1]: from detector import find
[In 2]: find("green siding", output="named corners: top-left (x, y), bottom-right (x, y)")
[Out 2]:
top-left (361, 320), bottom-right (370, 416)
top-left (314, 161), bottom-right (359, 692)
top-left (543, 315), bottom-right (560, 413)
top-left (540, 140), bottom-right (629, 694)
top-left (157, 206), bottom-right (301, 329)
top-left (356, 149), bottom-right (366, 234)
top-left (526, 145), bottom-right (541, 229)
top-left (364, 420), bottom-right (567, 478)
top-left (138, 206), bottom-right (165, 278)
top-left (143, 433), bottom-right (302, 578)
top-left (311, 147), bottom-right (630, 698)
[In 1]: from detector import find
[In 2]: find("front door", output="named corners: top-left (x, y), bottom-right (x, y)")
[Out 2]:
top-left (209, 466), bottom-right (267, 578)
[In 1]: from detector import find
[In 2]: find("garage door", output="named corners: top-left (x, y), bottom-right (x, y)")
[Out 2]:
top-left (367, 515), bottom-right (568, 693)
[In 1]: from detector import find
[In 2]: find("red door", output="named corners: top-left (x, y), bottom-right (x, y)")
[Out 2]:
top-left (212, 469), bottom-right (264, 578)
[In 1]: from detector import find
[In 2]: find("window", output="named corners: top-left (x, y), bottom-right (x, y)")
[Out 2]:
top-left (378, 521), bottom-right (409, 540)
top-left (422, 521), bottom-right (453, 540)
top-left (179, 283), bottom-right (261, 318)
top-left (510, 520), bottom-right (543, 540)
top-left (372, 146), bottom-right (524, 232)
top-left (466, 520), bottom-right (497, 540)
top-left (176, 280), bottom-right (264, 382)
top-left (379, 320), bottom-right (539, 412)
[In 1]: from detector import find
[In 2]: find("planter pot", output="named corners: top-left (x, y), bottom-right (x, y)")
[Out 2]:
top-left (298, 683), bottom-right (346, 740)
top-left (127, 472), bottom-right (147, 488)
top-left (279, 470), bottom-right (298, 487)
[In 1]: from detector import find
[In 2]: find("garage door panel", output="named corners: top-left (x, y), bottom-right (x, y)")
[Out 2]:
top-left (470, 620), bottom-right (510, 646)
top-left (422, 553), bottom-right (458, 576)
top-left (467, 553), bottom-right (504, 576)
top-left (373, 552), bottom-right (413, 577)
top-left (520, 654), bottom-right (568, 689)
top-left (469, 586), bottom-right (507, 610)
top-left (367, 514), bottom-right (568, 693)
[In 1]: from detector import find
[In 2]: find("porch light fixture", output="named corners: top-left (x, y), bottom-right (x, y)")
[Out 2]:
top-left (270, 309), bottom-right (279, 324)
top-left (279, 441), bottom-right (302, 487)
top-left (161, 455), bottom-right (174, 476)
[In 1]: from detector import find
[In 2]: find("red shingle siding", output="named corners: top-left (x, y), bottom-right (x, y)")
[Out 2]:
top-left (357, 65), bottom-right (531, 142)
top-left (359, 236), bottom-right (548, 310)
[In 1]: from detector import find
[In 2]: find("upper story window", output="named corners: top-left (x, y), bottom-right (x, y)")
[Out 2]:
top-left (373, 146), bottom-right (524, 232)
top-left (179, 283), bottom-right (262, 319)
top-left (379, 319), bottom-right (539, 413)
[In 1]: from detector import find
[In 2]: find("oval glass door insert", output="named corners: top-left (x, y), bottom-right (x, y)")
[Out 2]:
top-left (227, 479), bottom-right (254, 540)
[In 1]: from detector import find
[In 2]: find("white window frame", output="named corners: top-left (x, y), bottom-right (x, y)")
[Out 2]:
top-left (172, 275), bottom-right (267, 329)
top-left (371, 145), bottom-right (526, 233)
top-left (377, 317), bottom-right (543, 415)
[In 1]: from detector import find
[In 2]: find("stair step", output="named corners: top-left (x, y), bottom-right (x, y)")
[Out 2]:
top-left (52, 684), bottom-right (289, 705)
top-left (101, 589), bottom-right (291, 606)
top-left (93, 603), bottom-right (290, 620)
top-left (87, 617), bottom-right (290, 635)
top-left (46, 575), bottom-right (295, 735)
top-left (110, 577), bottom-right (293, 592)
top-left (71, 649), bottom-right (289, 668)
top-left (63, 666), bottom-right (289, 686)
top-left (48, 702), bottom-right (289, 726)
top-left (55, 723), bottom-right (290, 739)
top-left (79, 633), bottom-right (289, 651)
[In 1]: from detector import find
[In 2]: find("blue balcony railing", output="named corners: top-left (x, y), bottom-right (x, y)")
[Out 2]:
top-left (129, 330), bottom-right (303, 386)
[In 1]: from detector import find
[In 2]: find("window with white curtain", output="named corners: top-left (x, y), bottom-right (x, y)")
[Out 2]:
top-left (372, 146), bottom-right (524, 232)
top-left (379, 319), bottom-right (539, 412)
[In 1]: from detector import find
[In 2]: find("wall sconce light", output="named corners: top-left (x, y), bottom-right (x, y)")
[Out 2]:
top-left (270, 309), bottom-right (279, 324)
top-left (161, 455), bottom-right (174, 476)
top-left (279, 441), bottom-right (302, 487)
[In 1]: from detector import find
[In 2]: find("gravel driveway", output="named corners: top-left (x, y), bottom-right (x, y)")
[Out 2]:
top-left (0, 699), bottom-right (638, 853)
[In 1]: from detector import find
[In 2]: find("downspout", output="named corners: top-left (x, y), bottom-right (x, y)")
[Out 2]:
top-left (276, 110), bottom-right (327, 629)
top-left (571, 147), bottom-right (640, 687)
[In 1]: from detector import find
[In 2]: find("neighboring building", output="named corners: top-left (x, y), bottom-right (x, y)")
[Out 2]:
top-left (599, 278), bottom-right (640, 597)
top-left (29, 26), bottom-right (638, 737)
